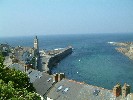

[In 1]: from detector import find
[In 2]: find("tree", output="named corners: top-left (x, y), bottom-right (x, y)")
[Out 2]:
top-left (0, 53), bottom-right (41, 100)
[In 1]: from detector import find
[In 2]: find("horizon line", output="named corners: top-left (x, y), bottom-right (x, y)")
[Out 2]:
top-left (0, 32), bottom-right (133, 38)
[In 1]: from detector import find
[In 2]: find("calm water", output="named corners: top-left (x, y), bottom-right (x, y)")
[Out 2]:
top-left (1, 33), bottom-right (133, 91)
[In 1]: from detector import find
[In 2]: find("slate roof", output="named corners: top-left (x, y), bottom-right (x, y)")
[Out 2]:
top-left (8, 63), bottom-right (25, 72)
top-left (0, 43), bottom-right (10, 50)
top-left (47, 79), bottom-right (117, 100)
top-left (12, 46), bottom-right (34, 62)
top-left (27, 68), bottom-right (42, 83)
top-left (8, 63), bottom-right (54, 97)
top-left (7, 62), bottom-right (133, 100)
top-left (33, 72), bottom-right (54, 96)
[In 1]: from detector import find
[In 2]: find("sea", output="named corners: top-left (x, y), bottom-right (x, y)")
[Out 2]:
top-left (0, 33), bottom-right (133, 91)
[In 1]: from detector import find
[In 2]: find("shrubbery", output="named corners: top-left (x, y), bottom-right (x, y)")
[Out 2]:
top-left (0, 53), bottom-right (41, 100)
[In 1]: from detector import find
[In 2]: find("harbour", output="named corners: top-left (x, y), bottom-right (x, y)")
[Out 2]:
top-left (0, 33), bottom-right (133, 98)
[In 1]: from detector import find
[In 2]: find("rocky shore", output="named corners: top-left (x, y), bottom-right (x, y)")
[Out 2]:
top-left (109, 42), bottom-right (133, 60)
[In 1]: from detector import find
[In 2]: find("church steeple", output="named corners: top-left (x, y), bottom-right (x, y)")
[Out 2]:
top-left (34, 36), bottom-right (39, 52)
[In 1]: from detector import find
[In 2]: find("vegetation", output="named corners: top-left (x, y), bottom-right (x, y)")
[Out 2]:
top-left (0, 53), bottom-right (41, 100)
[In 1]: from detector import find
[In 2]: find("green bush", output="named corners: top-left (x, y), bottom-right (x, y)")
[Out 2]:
top-left (0, 54), bottom-right (41, 100)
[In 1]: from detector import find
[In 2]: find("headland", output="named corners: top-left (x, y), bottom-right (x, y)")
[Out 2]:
top-left (108, 42), bottom-right (133, 60)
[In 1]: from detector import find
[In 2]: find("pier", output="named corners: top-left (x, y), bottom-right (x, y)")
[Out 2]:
top-left (39, 46), bottom-right (73, 73)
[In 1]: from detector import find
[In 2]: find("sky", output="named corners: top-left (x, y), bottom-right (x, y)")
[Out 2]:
top-left (0, 0), bottom-right (133, 37)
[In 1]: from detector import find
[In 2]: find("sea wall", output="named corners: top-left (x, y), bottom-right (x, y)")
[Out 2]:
top-left (46, 46), bottom-right (72, 73)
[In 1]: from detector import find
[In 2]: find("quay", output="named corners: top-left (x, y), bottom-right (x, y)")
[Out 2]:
top-left (39, 46), bottom-right (72, 73)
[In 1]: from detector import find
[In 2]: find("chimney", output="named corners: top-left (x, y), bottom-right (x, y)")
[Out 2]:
top-left (58, 73), bottom-right (65, 81)
top-left (53, 73), bottom-right (58, 83)
top-left (25, 65), bottom-right (27, 72)
top-left (113, 83), bottom-right (121, 97)
top-left (122, 83), bottom-right (130, 98)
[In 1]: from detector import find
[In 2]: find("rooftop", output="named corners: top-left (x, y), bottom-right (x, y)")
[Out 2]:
top-left (8, 63), bottom-right (25, 72)
top-left (7, 62), bottom-right (54, 97)
top-left (33, 72), bottom-right (54, 96)
top-left (27, 68), bottom-right (42, 83)
top-left (47, 79), bottom-right (133, 100)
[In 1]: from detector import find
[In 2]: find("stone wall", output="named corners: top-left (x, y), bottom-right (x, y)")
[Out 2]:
top-left (47, 46), bottom-right (72, 74)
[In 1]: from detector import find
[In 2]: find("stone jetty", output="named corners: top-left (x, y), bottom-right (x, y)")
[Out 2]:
top-left (39, 46), bottom-right (72, 73)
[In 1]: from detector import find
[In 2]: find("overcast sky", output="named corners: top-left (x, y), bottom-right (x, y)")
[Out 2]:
top-left (0, 0), bottom-right (133, 37)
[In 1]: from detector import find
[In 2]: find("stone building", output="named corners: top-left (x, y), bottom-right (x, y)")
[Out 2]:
top-left (0, 43), bottom-right (11, 56)
top-left (34, 36), bottom-right (39, 56)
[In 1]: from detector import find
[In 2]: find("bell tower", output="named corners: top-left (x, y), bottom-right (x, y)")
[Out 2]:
top-left (34, 36), bottom-right (39, 53)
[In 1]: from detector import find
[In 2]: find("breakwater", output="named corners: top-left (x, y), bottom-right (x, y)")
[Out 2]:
top-left (41, 46), bottom-right (72, 73)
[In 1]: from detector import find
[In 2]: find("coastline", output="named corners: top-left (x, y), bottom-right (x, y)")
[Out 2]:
top-left (108, 42), bottom-right (133, 60)
top-left (1, 36), bottom-right (133, 99)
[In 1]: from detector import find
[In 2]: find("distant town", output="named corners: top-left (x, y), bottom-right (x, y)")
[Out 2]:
top-left (0, 36), bottom-right (133, 100)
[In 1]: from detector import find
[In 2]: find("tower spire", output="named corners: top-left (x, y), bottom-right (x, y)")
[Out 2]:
top-left (34, 36), bottom-right (39, 53)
